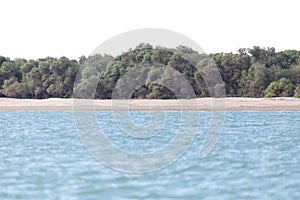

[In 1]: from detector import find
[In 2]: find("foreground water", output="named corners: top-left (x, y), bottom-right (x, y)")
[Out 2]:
top-left (0, 111), bottom-right (299, 199)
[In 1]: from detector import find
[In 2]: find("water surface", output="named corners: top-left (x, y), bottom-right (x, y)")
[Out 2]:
top-left (0, 111), bottom-right (299, 199)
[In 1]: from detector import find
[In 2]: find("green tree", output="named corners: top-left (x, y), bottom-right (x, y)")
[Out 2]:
top-left (264, 78), bottom-right (295, 97)
top-left (2, 77), bottom-right (20, 98)
top-left (294, 85), bottom-right (300, 98)
top-left (244, 63), bottom-right (268, 97)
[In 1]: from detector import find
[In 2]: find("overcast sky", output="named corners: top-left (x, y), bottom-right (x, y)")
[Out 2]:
top-left (1, 0), bottom-right (299, 59)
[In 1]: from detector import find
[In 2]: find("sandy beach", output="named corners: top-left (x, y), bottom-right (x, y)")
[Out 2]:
top-left (0, 97), bottom-right (300, 111)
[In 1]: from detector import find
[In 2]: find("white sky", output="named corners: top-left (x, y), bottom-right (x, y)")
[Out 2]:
top-left (0, 0), bottom-right (299, 59)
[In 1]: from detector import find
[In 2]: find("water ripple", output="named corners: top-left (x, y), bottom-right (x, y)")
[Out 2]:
top-left (0, 111), bottom-right (299, 199)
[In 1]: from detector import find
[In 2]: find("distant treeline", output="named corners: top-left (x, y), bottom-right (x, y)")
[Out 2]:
top-left (0, 44), bottom-right (300, 99)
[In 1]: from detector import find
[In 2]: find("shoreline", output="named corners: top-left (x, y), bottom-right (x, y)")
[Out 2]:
top-left (0, 97), bottom-right (300, 111)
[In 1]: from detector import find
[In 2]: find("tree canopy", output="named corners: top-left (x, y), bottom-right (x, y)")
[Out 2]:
top-left (0, 45), bottom-right (300, 99)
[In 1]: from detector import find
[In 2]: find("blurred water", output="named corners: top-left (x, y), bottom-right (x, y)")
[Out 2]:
top-left (0, 111), bottom-right (299, 199)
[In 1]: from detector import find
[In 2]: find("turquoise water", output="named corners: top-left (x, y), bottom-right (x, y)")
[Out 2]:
top-left (0, 111), bottom-right (299, 199)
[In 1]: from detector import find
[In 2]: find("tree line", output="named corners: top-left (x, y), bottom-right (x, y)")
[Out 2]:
top-left (1, 44), bottom-right (300, 99)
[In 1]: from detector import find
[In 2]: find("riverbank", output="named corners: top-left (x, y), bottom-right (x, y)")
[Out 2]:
top-left (0, 97), bottom-right (300, 111)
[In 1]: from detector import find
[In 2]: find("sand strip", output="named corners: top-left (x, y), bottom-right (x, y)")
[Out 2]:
top-left (0, 97), bottom-right (300, 111)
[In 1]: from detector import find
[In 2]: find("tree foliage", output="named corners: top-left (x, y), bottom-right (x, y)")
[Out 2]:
top-left (264, 78), bottom-right (295, 97)
top-left (0, 45), bottom-right (300, 99)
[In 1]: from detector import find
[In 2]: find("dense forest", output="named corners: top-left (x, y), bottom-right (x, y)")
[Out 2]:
top-left (1, 44), bottom-right (300, 99)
